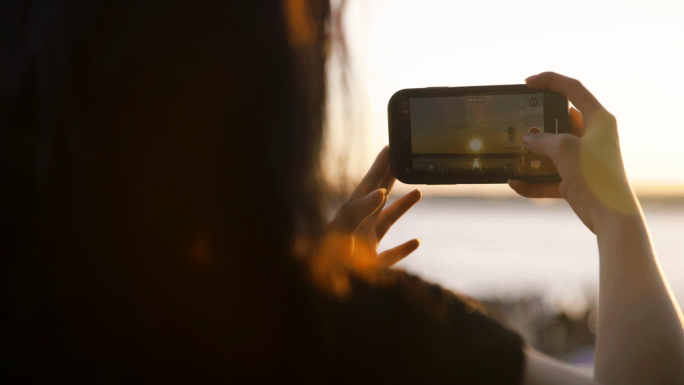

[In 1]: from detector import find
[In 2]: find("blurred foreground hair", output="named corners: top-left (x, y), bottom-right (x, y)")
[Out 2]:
top-left (1, 1), bottom-right (335, 381)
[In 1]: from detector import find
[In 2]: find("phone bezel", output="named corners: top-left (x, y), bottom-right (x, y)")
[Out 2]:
top-left (388, 84), bottom-right (570, 185)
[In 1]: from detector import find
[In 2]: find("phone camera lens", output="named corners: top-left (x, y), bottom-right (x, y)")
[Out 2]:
top-left (507, 126), bottom-right (515, 134)
top-left (529, 98), bottom-right (539, 107)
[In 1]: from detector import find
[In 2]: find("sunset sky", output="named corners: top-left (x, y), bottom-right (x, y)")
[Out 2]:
top-left (332, 0), bottom-right (684, 196)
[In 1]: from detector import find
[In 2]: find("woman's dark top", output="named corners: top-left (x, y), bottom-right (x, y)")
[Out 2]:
top-left (4, 255), bottom-right (524, 384)
top-left (304, 269), bottom-right (525, 384)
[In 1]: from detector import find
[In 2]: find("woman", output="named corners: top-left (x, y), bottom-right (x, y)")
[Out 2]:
top-left (1, 1), bottom-right (682, 383)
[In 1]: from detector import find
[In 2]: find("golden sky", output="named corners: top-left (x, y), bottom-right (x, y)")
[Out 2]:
top-left (328, 0), bottom-right (684, 197)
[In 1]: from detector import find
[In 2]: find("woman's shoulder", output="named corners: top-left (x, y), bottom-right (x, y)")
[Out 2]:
top-left (302, 265), bottom-right (526, 384)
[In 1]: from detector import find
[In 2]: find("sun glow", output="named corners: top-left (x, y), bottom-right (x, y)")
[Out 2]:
top-left (341, 0), bottom-right (684, 195)
top-left (470, 139), bottom-right (482, 151)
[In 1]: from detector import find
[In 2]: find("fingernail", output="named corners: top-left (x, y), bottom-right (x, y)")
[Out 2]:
top-left (369, 188), bottom-right (386, 200)
top-left (525, 75), bottom-right (536, 82)
top-left (522, 134), bottom-right (531, 143)
top-left (415, 238), bottom-right (422, 246)
top-left (507, 179), bottom-right (513, 186)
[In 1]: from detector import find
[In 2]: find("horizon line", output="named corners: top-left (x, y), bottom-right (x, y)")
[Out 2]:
top-left (390, 181), bottom-right (684, 199)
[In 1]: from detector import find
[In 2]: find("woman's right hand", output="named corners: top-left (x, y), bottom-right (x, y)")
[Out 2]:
top-left (508, 72), bottom-right (638, 232)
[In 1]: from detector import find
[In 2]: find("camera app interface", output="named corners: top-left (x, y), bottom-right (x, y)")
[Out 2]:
top-left (409, 93), bottom-right (553, 176)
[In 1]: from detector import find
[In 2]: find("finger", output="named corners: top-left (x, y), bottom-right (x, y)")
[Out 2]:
top-left (371, 168), bottom-right (397, 219)
top-left (376, 189), bottom-right (422, 240)
top-left (522, 132), bottom-right (580, 162)
top-left (508, 180), bottom-right (562, 199)
top-left (379, 167), bottom-right (396, 195)
top-left (378, 238), bottom-right (421, 267)
top-left (329, 188), bottom-right (386, 233)
top-left (570, 107), bottom-right (585, 137)
top-left (525, 72), bottom-right (604, 117)
top-left (349, 146), bottom-right (390, 201)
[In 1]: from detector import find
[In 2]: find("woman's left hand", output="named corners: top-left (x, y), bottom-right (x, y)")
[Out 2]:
top-left (323, 146), bottom-right (422, 269)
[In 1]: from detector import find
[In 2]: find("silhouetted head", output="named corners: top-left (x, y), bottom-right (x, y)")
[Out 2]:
top-left (1, 1), bottom-right (337, 380)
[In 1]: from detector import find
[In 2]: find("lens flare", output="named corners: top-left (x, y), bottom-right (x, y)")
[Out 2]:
top-left (470, 139), bottom-right (482, 151)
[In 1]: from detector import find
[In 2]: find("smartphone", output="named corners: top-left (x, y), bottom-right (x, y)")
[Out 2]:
top-left (388, 85), bottom-right (570, 184)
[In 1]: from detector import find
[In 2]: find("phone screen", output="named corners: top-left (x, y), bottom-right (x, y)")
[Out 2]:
top-left (409, 93), bottom-right (555, 177)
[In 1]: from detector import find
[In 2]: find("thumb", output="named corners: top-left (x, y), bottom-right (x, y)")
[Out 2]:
top-left (329, 188), bottom-right (386, 233)
top-left (522, 132), bottom-right (578, 162)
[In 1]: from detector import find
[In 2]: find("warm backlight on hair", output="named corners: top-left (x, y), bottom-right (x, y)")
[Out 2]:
top-left (470, 139), bottom-right (482, 151)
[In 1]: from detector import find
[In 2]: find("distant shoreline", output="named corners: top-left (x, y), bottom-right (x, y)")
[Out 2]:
top-left (386, 181), bottom-right (684, 202)
top-left (389, 194), bottom-right (684, 207)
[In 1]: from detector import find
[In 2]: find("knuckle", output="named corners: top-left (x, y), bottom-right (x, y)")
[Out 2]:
top-left (567, 78), bottom-right (583, 93)
top-left (334, 204), bottom-right (357, 227)
top-left (513, 184), bottom-right (533, 198)
top-left (336, 202), bottom-right (353, 217)
top-left (558, 180), bottom-right (571, 199)
top-left (593, 109), bottom-right (618, 127)
top-left (555, 134), bottom-right (577, 155)
top-left (330, 216), bottom-right (350, 232)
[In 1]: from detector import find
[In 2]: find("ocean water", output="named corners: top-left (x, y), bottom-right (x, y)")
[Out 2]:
top-left (379, 197), bottom-right (684, 311)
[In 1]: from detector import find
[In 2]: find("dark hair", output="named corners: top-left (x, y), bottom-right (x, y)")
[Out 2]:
top-left (1, 1), bottom-right (333, 380)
